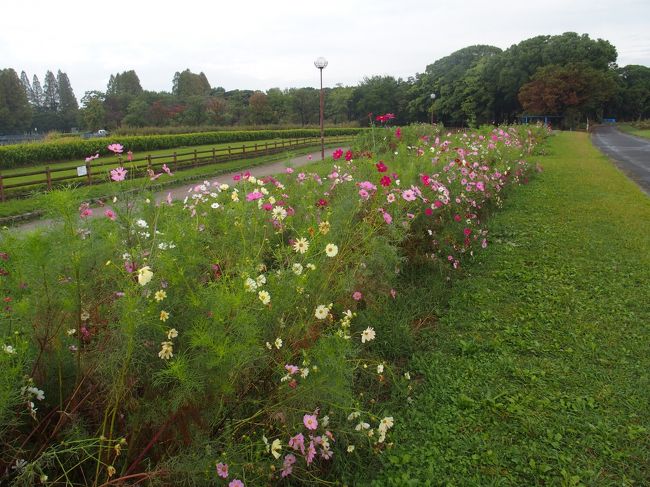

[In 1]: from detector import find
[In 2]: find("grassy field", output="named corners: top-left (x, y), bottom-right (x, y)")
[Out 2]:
top-left (363, 132), bottom-right (650, 485)
top-left (617, 123), bottom-right (650, 138)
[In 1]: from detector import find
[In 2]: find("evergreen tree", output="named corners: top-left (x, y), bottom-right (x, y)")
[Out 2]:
top-left (57, 70), bottom-right (79, 129)
top-left (42, 70), bottom-right (59, 111)
top-left (32, 75), bottom-right (44, 109)
top-left (20, 71), bottom-right (35, 105)
top-left (0, 68), bottom-right (32, 133)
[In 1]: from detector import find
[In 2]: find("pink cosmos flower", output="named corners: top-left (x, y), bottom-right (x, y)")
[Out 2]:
top-left (104, 209), bottom-right (116, 220)
top-left (166, 192), bottom-right (173, 205)
top-left (127, 150), bottom-right (133, 161)
top-left (246, 191), bottom-right (264, 201)
top-left (216, 463), bottom-right (229, 479)
top-left (303, 414), bottom-right (318, 430)
top-left (233, 174), bottom-right (242, 181)
top-left (434, 200), bottom-right (443, 208)
top-left (425, 208), bottom-right (433, 216)
top-left (281, 454), bottom-right (296, 478)
top-left (286, 167), bottom-right (294, 174)
top-left (345, 150), bottom-right (353, 161)
top-left (332, 149), bottom-right (343, 160)
top-left (380, 176), bottom-right (391, 187)
top-left (110, 167), bottom-right (127, 182)
top-left (289, 433), bottom-right (305, 454)
top-left (308, 154), bottom-right (313, 160)
top-left (463, 228), bottom-right (472, 237)
top-left (80, 208), bottom-right (92, 218)
top-left (376, 161), bottom-right (388, 172)
top-left (229, 480), bottom-right (244, 487)
top-left (359, 181), bottom-right (377, 191)
top-left (262, 203), bottom-right (273, 211)
top-left (390, 289), bottom-right (397, 299)
top-left (352, 291), bottom-right (363, 301)
top-left (285, 364), bottom-right (299, 375)
top-left (395, 127), bottom-right (401, 139)
top-left (402, 189), bottom-right (417, 201)
top-left (358, 189), bottom-right (369, 200)
top-left (162, 164), bottom-right (173, 176)
top-left (306, 441), bottom-right (316, 465)
top-left (482, 238), bottom-right (488, 248)
top-left (107, 143), bottom-right (123, 154)
top-left (383, 212), bottom-right (393, 224)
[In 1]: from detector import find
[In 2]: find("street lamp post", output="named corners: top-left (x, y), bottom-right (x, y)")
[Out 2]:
top-left (314, 57), bottom-right (328, 160)
top-left (430, 93), bottom-right (436, 125)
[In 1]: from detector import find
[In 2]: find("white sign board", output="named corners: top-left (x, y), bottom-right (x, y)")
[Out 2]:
top-left (77, 166), bottom-right (87, 177)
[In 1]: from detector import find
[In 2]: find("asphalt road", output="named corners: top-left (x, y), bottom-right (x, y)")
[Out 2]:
top-left (591, 126), bottom-right (650, 195)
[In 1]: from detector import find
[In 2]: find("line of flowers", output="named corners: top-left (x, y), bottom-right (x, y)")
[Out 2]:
top-left (0, 122), bottom-right (548, 486)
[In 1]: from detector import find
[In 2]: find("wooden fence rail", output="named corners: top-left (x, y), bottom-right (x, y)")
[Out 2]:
top-left (0, 136), bottom-right (353, 202)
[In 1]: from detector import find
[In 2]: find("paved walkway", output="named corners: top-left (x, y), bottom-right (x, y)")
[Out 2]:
top-left (591, 126), bottom-right (650, 195)
top-left (13, 147), bottom-right (346, 232)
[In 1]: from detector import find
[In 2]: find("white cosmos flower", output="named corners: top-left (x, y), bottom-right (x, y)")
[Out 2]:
top-left (137, 266), bottom-right (153, 286)
top-left (325, 243), bottom-right (339, 257)
top-left (361, 327), bottom-right (376, 343)
top-left (314, 305), bottom-right (329, 320)
top-left (258, 290), bottom-right (271, 305)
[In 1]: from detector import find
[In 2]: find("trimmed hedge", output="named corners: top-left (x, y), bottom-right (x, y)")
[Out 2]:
top-left (0, 128), bottom-right (364, 169)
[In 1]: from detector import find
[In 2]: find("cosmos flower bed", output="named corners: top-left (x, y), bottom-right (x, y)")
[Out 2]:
top-left (0, 123), bottom-right (548, 486)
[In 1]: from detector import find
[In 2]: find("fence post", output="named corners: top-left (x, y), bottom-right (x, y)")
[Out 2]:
top-left (228, 146), bottom-right (232, 158)
top-left (212, 147), bottom-right (216, 163)
top-left (173, 152), bottom-right (177, 171)
top-left (0, 174), bottom-right (4, 202)
top-left (254, 143), bottom-right (258, 154)
top-left (46, 166), bottom-right (52, 189)
top-left (86, 161), bottom-right (92, 185)
top-left (194, 149), bottom-right (198, 168)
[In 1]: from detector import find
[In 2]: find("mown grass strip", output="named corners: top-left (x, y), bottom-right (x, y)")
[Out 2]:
top-left (617, 124), bottom-right (650, 139)
top-left (366, 132), bottom-right (650, 485)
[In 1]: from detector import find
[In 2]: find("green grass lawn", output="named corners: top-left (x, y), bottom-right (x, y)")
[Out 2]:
top-left (617, 124), bottom-right (650, 138)
top-left (364, 132), bottom-right (650, 485)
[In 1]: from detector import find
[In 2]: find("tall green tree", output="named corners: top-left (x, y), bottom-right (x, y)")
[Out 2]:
top-left (289, 87), bottom-right (319, 126)
top-left (20, 71), bottom-right (35, 106)
top-left (57, 70), bottom-right (79, 129)
top-left (351, 76), bottom-right (409, 124)
top-left (326, 85), bottom-right (355, 124)
top-left (172, 69), bottom-right (211, 97)
top-left (407, 45), bottom-right (502, 125)
top-left (613, 65), bottom-right (650, 121)
top-left (42, 70), bottom-right (59, 112)
top-left (0, 68), bottom-right (32, 133)
top-left (31, 75), bottom-right (44, 109)
top-left (106, 70), bottom-right (143, 97)
top-left (80, 91), bottom-right (106, 131)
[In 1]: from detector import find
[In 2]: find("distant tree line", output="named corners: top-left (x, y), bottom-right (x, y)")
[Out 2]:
top-left (1, 32), bottom-right (649, 134)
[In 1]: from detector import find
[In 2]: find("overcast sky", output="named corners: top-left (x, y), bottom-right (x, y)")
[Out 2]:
top-left (2, 0), bottom-right (649, 99)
